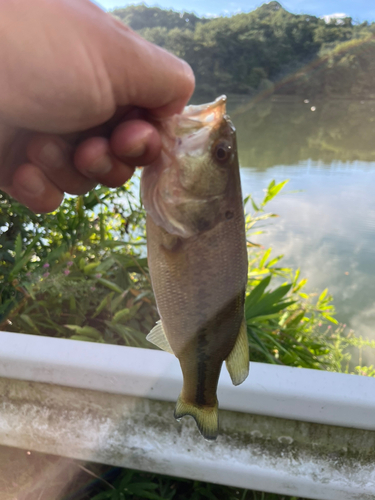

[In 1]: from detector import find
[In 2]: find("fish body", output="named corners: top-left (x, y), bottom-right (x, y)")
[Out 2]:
top-left (141, 96), bottom-right (249, 440)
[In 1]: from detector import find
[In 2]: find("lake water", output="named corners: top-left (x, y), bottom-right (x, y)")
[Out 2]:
top-left (228, 96), bottom-right (375, 359)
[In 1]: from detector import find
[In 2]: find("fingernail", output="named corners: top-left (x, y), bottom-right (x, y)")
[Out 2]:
top-left (87, 155), bottom-right (112, 176)
top-left (18, 173), bottom-right (45, 196)
top-left (39, 142), bottom-right (65, 168)
top-left (126, 143), bottom-right (146, 158)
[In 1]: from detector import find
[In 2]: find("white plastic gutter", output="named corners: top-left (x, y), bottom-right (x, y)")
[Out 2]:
top-left (0, 330), bottom-right (374, 500)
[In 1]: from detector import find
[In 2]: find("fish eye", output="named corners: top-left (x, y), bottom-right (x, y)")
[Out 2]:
top-left (213, 140), bottom-right (232, 164)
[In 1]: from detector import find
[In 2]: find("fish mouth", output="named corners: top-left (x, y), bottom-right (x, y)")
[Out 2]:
top-left (171, 95), bottom-right (231, 158)
top-left (169, 95), bottom-right (228, 138)
top-left (181, 95), bottom-right (227, 128)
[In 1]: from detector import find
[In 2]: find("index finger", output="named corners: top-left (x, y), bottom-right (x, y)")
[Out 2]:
top-left (96, 14), bottom-right (195, 117)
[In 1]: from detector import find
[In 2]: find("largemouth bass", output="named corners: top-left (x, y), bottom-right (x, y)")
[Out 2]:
top-left (141, 96), bottom-right (249, 440)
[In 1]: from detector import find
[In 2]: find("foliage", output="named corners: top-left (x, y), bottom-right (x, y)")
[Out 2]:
top-left (0, 180), bottom-right (158, 347)
top-left (70, 465), bottom-right (307, 500)
top-left (89, 468), bottom-right (248, 500)
top-left (2, 249), bottom-right (157, 347)
top-left (113, 5), bottom-right (205, 32)
top-left (279, 36), bottom-right (375, 98)
top-left (111, 3), bottom-right (375, 99)
top-left (2, 177), bottom-right (374, 374)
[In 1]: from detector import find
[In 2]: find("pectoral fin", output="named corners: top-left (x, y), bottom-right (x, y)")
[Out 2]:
top-left (225, 318), bottom-right (249, 386)
top-left (146, 320), bottom-right (174, 355)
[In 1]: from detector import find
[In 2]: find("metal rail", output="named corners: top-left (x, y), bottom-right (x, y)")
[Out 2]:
top-left (0, 331), bottom-right (374, 500)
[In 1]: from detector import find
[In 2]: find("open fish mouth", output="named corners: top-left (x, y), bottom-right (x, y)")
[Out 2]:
top-left (169, 95), bottom-right (230, 158)
top-left (179, 95), bottom-right (227, 129)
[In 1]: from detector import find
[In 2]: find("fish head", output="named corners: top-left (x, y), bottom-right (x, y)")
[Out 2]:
top-left (141, 95), bottom-right (240, 238)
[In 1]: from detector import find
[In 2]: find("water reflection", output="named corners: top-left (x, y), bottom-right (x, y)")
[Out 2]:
top-left (232, 97), bottom-right (375, 355)
top-left (228, 96), bottom-right (375, 167)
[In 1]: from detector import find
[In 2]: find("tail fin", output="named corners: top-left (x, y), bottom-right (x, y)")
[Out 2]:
top-left (174, 394), bottom-right (219, 440)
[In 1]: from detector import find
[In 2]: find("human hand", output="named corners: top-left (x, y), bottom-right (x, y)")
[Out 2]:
top-left (0, 0), bottom-right (194, 213)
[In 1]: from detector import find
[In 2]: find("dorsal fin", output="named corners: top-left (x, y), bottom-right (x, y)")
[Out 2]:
top-left (146, 320), bottom-right (175, 355)
top-left (225, 317), bottom-right (249, 386)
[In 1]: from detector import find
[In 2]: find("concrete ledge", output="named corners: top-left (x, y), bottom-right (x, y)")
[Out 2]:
top-left (0, 331), bottom-right (375, 499)
top-left (0, 331), bottom-right (374, 429)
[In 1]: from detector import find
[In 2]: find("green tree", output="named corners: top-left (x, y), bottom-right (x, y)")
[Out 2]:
top-left (111, 2), bottom-right (374, 98)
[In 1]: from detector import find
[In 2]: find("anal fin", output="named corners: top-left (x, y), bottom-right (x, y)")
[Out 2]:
top-left (146, 320), bottom-right (174, 355)
top-left (225, 317), bottom-right (249, 386)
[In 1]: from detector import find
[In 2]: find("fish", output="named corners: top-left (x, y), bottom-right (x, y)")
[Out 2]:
top-left (141, 95), bottom-right (249, 440)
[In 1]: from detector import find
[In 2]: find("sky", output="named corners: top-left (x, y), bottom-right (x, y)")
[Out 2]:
top-left (96, 0), bottom-right (375, 22)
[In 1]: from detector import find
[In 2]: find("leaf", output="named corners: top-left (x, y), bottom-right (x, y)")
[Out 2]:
top-left (322, 313), bottom-right (338, 324)
top-left (259, 248), bottom-right (271, 268)
top-left (20, 314), bottom-right (39, 333)
top-left (260, 331), bottom-right (291, 356)
top-left (22, 282), bottom-right (36, 300)
top-left (265, 283), bottom-right (293, 303)
top-left (64, 325), bottom-right (103, 340)
top-left (244, 194), bottom-right (260, 212)
top-left (247, 327), bottom-right (277, 364)
top-left (14, 233), bottom-right (22, 261)
top-left (9, 253), bottom-right (33, 279)
top-left (83, 262), bottom-right (101, 274)
top-left (111, 291), bottom-right (128, 313)
top-left (249, 313), bottom-right (281, 322)
top-left (134, 290), bottom-right (153, 303)
top-left (129, 491), bottom-right (164, 500)
top-left (93, 292), bottom-right (114, 318)
top-left (56, 210), bottom-right (65, 228)
top-left (319, 288), bottom-right (328, 302)
top-left (100, 212), bottom-right (105, 242)
top-left (293, 278), bottom-right (308, 293)
top-left (267, 255), bottom-right (284, 267)
top-left (112, 308), bottom-right (131, 324)
top-left (127, 482), bottom-right (158, 491)
top-left (95, 257), bottom-right (116, 273)
top-left (119, 470), bottom-right (135, 490)
top-left (245, 275), bottom-right (271, 314)
top-left (243, 194), bottom-right (251, 205)
top-left (90, 492), bottom-right (112, 500)
top-left (262, 180), bottom-right (289, 206)
top-left (70, 335), bottom-right (98, 343)
top-left (250, 197), bottom-right (260, 212)
top-left (97, 278), bottom-right (123, 294)
top-left (286, 311), bottom-right (305, 329)
top-left (247, 297), bottom-right (296, 320)
top-left (194, 487), bottom-right (220, 500)
top-left (69, 295), bottom-right (76, 313)
top-left (113, 254), bottom-right (148, 272)
top-left (247, 268), bottom-right (270, 277)
top-left (109, 324), bottom-right (148, 347)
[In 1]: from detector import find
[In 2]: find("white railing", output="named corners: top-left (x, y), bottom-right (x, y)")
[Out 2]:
top-left (0, 330), bottom-right (374, 500)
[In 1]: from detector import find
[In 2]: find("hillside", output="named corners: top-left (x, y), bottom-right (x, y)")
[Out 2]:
top-left (112, 2), bottom-right (375, 99)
